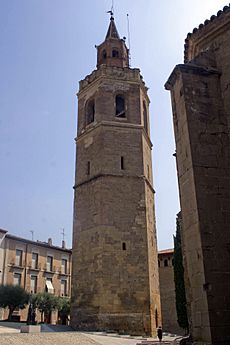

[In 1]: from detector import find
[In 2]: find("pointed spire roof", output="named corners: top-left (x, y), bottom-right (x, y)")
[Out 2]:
top-left (105, 16), bottom-right (120, 40)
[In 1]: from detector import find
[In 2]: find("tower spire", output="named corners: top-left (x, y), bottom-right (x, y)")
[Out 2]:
top-left (105, 14), bottom-right (120, 40)
top-left (96, 14), bottom-right (129, 68)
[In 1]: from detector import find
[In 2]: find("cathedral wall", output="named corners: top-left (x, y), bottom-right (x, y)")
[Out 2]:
top-left (169, 72), bottom-right (211, 343)
top-left (165, 7), bottom-right (230, 343)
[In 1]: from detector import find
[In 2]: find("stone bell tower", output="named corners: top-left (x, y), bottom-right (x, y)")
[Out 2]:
top-left (71, 15), bottom-right (161, 336)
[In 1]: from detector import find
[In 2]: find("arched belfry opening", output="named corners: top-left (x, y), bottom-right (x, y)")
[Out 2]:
top-left (85, 99), bottom-right (95, 125)
top-left (112, 48), bottom-right (119, 58)
top-left (115, 95), bottom-right (125, 118)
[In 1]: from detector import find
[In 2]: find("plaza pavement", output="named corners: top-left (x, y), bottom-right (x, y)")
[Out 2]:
top-left (0, 322), bottom-right (180, 345)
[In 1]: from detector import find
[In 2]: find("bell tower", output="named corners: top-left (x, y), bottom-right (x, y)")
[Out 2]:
top-left (71, 15), bottom-right (161, 336)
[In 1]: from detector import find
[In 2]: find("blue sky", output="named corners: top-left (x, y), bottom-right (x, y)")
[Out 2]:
top-left (0, 0), bottom-right (228, 249)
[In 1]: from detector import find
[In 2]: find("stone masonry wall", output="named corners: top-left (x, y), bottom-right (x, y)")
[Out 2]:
top-left (72, 66), bottom-right (160, 336)
top-left (165, 7), bottom-right (230, 344)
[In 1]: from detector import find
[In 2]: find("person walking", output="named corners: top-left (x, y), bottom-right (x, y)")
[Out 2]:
top-left (157, 326), bottom-right (163, 343)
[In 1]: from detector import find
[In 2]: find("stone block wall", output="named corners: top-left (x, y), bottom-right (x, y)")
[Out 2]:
top-left (165, 6), bottom-right (230, 344)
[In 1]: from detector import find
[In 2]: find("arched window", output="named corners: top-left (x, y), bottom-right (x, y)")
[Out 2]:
top-left (164, 259), bottom-right (168, 267)
top-left (86, 99), bottom-right (95, 125)
top-left (112, 49), bottom-right (119, 58)
top-left (102, 49), bottom-right (107, 60)
top-left (143, 101), bottom-right (148, 133)
top-left (115, 95), bottom-right (125, 118)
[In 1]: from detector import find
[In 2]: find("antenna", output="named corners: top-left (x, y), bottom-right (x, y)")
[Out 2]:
top-left (127, 13), bottom-right (131, 66)
top-left (61, 228), bottom-right (65, 241)
top-left (30, 230), bottom-right (34, 241)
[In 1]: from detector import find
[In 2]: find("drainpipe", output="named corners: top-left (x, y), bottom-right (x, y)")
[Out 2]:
top-left (2, 235), bottom-right (7, 285)
top-left (24, 243), bottom-right (28, 290)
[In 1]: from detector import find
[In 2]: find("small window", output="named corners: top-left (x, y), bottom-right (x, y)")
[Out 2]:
top-left (112, 49), bottom-right (119, 58)
top-left (47, 255), bottom-right (53, 272)
top-left (14, 273), bottom-right (21, 286)
top-left (15, 249), bottom-right (23, 266)
top-left (143, 101), bottom-right (148, 133)
top-left (121, 156), bottom-right (124, 170)
top-left (61, 258), bottom-right (67, 274)
top-left (87, 161), bottom-right (90, 175)
top-left (32, 252), bottom-right (38, 269)
top-left (147, 165), bottom-right (150, 179)
top-left (30, 275), bottom-right (37, 294)
top-left (45, 277), bottom-right (54, 294)
top-left (86, 99), bottom-right (95, 125)
top-left (122, 242), bottom-right (126, 250)
top-left (158, 260), bottom-right (160, 267)
top-left (61, 279), bottom-right (67, 296)
top-left (164, 259), bottom-right (168, 267)
top-left (116, 95), bottom-right (125, 118)
top-left (102, 49), bottom-right (107, 60)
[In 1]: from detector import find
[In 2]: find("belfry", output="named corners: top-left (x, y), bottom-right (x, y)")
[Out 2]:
top-left (71, 15), bottom-right (161, 336)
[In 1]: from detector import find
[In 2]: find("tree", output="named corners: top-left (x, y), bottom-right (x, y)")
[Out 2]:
top-left (31, 292), bottom-right (58, 323)
top-left (0, 285), bottom-right (29, 321)
top-left (56, 297), bottom-right (70, 325)
top-left (173, 212), bottom-right (189, 332)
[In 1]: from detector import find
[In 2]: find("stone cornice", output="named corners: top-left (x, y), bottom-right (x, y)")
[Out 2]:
top-left (78, 65), bottom-right (149, 100)
top-left (73, 173), bottom-right (155, 194)
top-left (75, 120), bottom-right (153, 148)
top-left (165, 63), bottom-right (220, 91)
top-left (184, 4), bottom-right (230, 63)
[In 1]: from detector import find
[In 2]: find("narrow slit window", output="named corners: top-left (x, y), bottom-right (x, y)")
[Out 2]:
top-left (155, 309), bottom-right (158, 328)
top-left (86, 99), bottom-right (95, 125)
top-left (164, 259), bottom-right (168, 267)
top-left (147, 165), bottom-right (150, 179)
top-left (116, 95), bottom-right (125, 118)
top-left (122, 242), bottom-right (126, 250)
top-left (102, 49), bottom-right (107, 60)
top-left (121, 156), bottom-right (124, 170)
top-left (87, 161), bottom-right (90, 175)
top-left (143, 101), bottom-right (148, 133)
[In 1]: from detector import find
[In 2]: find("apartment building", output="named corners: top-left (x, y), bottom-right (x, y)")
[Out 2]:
top-left (0, 228), bottom-right (71, 323)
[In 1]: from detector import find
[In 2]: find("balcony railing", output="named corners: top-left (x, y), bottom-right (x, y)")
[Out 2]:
top-left (9, 260), bottom-right (24, 269)
top-left (43, 265), bottom-right (56, 273)
top-left (27, 262), bottom-right (41, 270)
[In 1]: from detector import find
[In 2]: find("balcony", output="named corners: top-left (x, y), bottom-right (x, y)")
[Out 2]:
top-left (57, 267), bottom-right (69, 276)
top-left (8, 260), bottom-right (24, 270)
top-left (43, 264), bottom-right (57, 274)
top-left (27, 262), bottom-right (41, 271)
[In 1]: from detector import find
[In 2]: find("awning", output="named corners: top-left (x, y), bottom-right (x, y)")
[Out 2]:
top-left (46, 280), bottom-right (54, 294)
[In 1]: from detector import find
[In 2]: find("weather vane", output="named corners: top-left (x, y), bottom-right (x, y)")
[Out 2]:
top-left (107, 0), bottom-right (114, 17)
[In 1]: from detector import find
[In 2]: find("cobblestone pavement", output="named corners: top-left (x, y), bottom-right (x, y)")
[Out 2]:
top-left (0, 332), bottom-right (179, 345)
top-left (0, 323), bottom-right (179, 345)
top-left (0, 332), bottom-right (98, 345)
